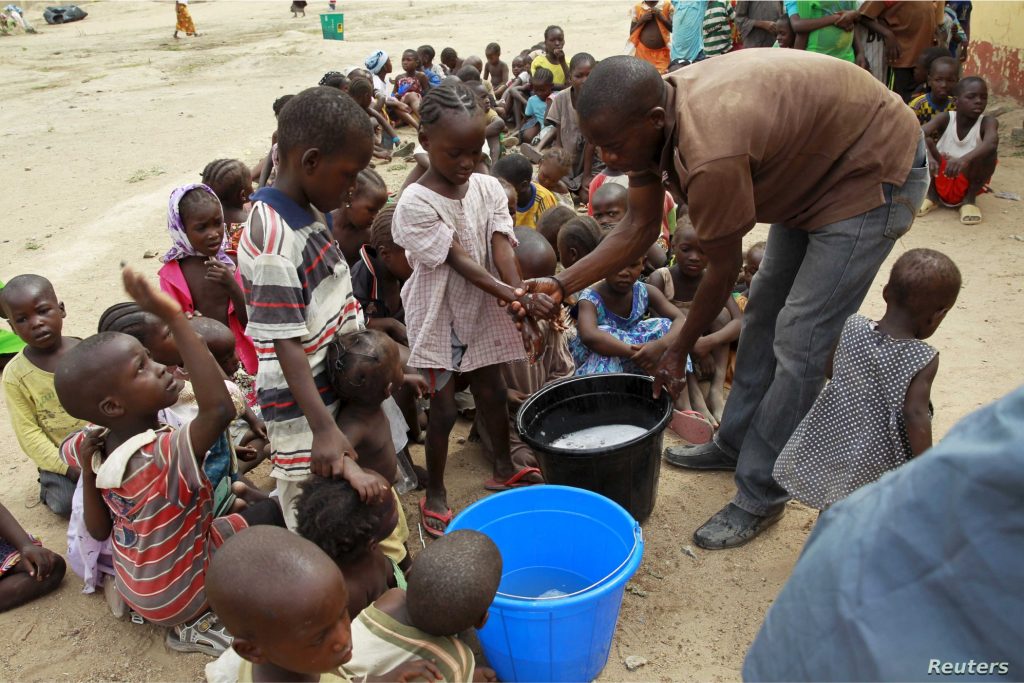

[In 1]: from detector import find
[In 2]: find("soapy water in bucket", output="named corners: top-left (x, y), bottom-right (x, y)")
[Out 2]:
top-left (548, 424), bottom-right (647, 450)
top-left (500, 566), bottom-right (593, 599)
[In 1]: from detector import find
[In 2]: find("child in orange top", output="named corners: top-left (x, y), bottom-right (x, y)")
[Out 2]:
top-left (630, 1), bottom-right (674, 74)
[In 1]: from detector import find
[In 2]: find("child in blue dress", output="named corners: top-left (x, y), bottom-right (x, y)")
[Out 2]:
top-left (571, 256), bottom-right (684, 376)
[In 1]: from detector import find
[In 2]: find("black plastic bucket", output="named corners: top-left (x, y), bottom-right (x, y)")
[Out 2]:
top-left (516, 373), bottom-right (672, 523)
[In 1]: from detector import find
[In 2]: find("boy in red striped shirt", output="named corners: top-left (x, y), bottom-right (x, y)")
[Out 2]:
top-left (56, 269), bottom-right (284, 655)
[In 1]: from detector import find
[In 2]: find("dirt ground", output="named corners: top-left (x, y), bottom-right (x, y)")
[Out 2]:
top-left (1, 1), bottom-right (1022, 681)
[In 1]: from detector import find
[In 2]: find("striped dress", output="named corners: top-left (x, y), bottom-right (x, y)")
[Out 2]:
top-left (238, 187), bottom-right (363, 481)
top-left (702, 0), bottom-right (735, 56)
top-left (347, 604), bottom-right (476, 682)
top-left (61, 426), bottom-right (248, 626)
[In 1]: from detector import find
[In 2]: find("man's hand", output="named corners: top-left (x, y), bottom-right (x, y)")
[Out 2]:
top-left (310, 424), bottom-right (358, 478)
top-left (652, 344), bottom-right (690, 400)
top-left (510, 279), bottom-right (564, 320)
top-left (123, 268), bottom-right (182, 322)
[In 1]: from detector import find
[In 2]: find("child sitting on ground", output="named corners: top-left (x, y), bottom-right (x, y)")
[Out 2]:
top-left (497, 177), bottom-right (518, 219)
top-left (326, 329), bottom-right (423, 568)
top-left (648, 221), bottom-right (742, 427)
top-left (590, 182), bottom-right (668, 274)
top-left (351, 205), bottom-right (411, 342)
top-left (1, 275), bottom-right (85, 518)
top-left (57, 270), bottom-right (284, 654)
top-left (296, 474), bottom-right (405, 618)
top-left (774, 249), bottom-right (961, 509)
top-left (733, 240), bottom-right (764, 308)
top-left (475, 228), bottom-right (574, 472)
top-left (492, 153), bottom-right (558, 229)
top-left (499, 54), bottom-right (533, 131)
top-left (519, 67), bottom-right (554, 145)
top-left (201, 159), bottom-right (253, 257)
top-left (440, 47), bottom-right (463, 76)
top-left (588, 171), bottom-right (676, 248)
top-left (572, 255), bottom-right (684, 377)
top-left (348, 530), bottom-right (502, 683)
top-left (536, 204), bottom-right (576, 255)
top-left (206, 527), bottom-right (440, 683)
top-left (320, 71), bottom-right (350, 92)
top-left (348, 77), bottom-right (405, 163)
top-left (331, 168), bottom-right (388, 267)
top-left (910, 46), bottom-right (955, 99)
top-left (557, 215), bottom-right (602, 270)
top-left (393, 83), bottom-right (552, 538)
top-left (417, 44), bottom-right (444, 86)
top-left (0, 500), bottom-right (66, 613)
top-left (158, 183), bottom-right (257, 375)
top-left (919, 76), bottom-right (998, 225)
top-left (496, 54), bottom-right (528, 100)
top-left (392, 49), bottom-right (430, 118)
top-left (909, 56), bottom-right (958, 125)
top-left (537, 148), bottom-right (573, 207)
top-left (482, 42), bottom-right (508, 93)
top-left (0, 281), bottom-right (25, 375)
top-left (465, 78), bottom-right (507, 166)
top-left (239, 86), bottom-right (387, 530)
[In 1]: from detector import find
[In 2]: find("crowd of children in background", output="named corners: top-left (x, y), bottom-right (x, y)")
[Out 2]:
top-left (0, 1), bottom-right (998, 680)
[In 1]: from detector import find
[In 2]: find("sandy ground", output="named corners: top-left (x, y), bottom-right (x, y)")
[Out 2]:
top-left (1, 1), bottom-right (1022, 681)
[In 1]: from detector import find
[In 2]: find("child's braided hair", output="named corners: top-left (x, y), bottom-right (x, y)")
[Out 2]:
top-left (369, 203), bottom-right (397, 249)
top-left (418, 81), bottom-right (479, 130)
top-left (97, 302), bottom-right (151, 340)
top-left (200, 159), bottom-right (250, 208)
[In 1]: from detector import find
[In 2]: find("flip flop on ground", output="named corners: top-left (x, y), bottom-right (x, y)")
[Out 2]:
top-left (959, 203), bottom-right (982, 224)
top-left (916, 198), bottom-right (936, 218)
top-left (484, 466), bottom-right (543, 491)
top-left (419, 497), bottom-right (453, 539)
top-left (669, 409), bottom-right (714, 444)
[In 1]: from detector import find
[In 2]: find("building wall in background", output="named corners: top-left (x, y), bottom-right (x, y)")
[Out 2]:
top-left (966, 1), bottom-right (1024, 101)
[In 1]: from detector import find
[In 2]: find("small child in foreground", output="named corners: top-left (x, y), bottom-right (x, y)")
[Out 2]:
top-left (774, 249), bottom-right (961, 510)
top-left (0, 500), bottom-right (66, 613)
top-left (206, 527), bottom-right (440, 683)
top-left (201, 159), bottom-right (253, 256)
top-left (918, 76), bottom-right (998, 225)
top-left (158, 183), bottom-right (257, 375)
top-left (348, 530), bottom-right (501, 683)
top-left (297, 475), bottom-right (405, 618)
top-left (492, 153), bottom-right (558, 229)
top-left (1, 275), bottom-right (85, 518)
top-left (393, 83), bottom-right (552, 538)
top-left (331, 168), bottom-right (389, 267)
top-left (57, 270), bottom-right (284, 654)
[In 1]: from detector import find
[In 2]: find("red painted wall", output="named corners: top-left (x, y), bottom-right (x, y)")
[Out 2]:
top-left (968, 41), bottom-right (1024, 102)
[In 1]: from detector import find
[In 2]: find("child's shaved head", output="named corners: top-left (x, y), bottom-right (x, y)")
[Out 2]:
top-left (207, 527), bottom-right (354, 675)
top-left (276, 86), bottom-right (374, 160)
top-left (513, 226), bottom-right (557, 279)
top-left (407, 530), bottom-right (502, 636)
top-left (54, 332), bottom-right (142, 423)
top-left (590, 183), bottom-right (628, 230)
top-left (886, 249), bottom-right (961, 317)
top-left (0, 274), bottom-right (57, 318)
top-left (536, 205), bottom-right (576, 253)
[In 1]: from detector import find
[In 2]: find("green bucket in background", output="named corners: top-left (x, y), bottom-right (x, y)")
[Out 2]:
top-left (320, 13), bottom-right (344, 40)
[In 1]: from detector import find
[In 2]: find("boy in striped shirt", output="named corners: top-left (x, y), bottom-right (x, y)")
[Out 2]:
top-left (702, 0), bottom-right (736, 56)
top-left (238, 86), bottom-right (390, 528)
top-left (57, 269), bottom-right (285, 654)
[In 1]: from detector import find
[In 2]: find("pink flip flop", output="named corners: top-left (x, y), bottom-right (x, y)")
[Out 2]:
top-left (484, 466), bottom-right (543, 491)
top-left (669, 410), bottom-right (714, 444)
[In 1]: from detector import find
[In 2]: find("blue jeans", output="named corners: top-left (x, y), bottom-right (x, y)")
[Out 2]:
top-left (715, 136), bottom-right (930, 516)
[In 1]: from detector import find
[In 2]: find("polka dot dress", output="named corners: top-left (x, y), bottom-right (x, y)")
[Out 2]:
top-left (774, 314), bottom-right (937, 510)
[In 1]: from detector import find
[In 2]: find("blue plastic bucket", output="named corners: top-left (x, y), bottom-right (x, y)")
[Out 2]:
top-left (447, 485), bottom-right (643, 682)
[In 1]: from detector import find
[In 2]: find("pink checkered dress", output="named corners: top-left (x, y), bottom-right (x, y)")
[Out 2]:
top-left (393, 174), bottom-right (525, 373)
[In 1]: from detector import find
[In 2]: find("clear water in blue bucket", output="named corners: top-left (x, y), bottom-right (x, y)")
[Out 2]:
top-left (500, 566), bottom-right (593, 599)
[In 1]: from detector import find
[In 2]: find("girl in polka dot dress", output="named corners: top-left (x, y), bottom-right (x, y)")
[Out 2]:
top-left (773, 249), bottom-right (962, 510)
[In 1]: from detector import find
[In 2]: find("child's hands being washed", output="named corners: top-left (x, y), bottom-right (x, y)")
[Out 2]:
top-left (520, 315), bottom-right (546, 362)
top-left (514, 289), bottom-right (558, 321)
top-left (630, 340), bottom-right (665, 376)
top-left (123, 267), bottom-right (182, 321)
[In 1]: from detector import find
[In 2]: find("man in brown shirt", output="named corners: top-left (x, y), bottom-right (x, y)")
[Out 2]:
top-left (522, 51), bottom-right (927, 549)
top-left (859, 0), bottom-right (944, 101)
